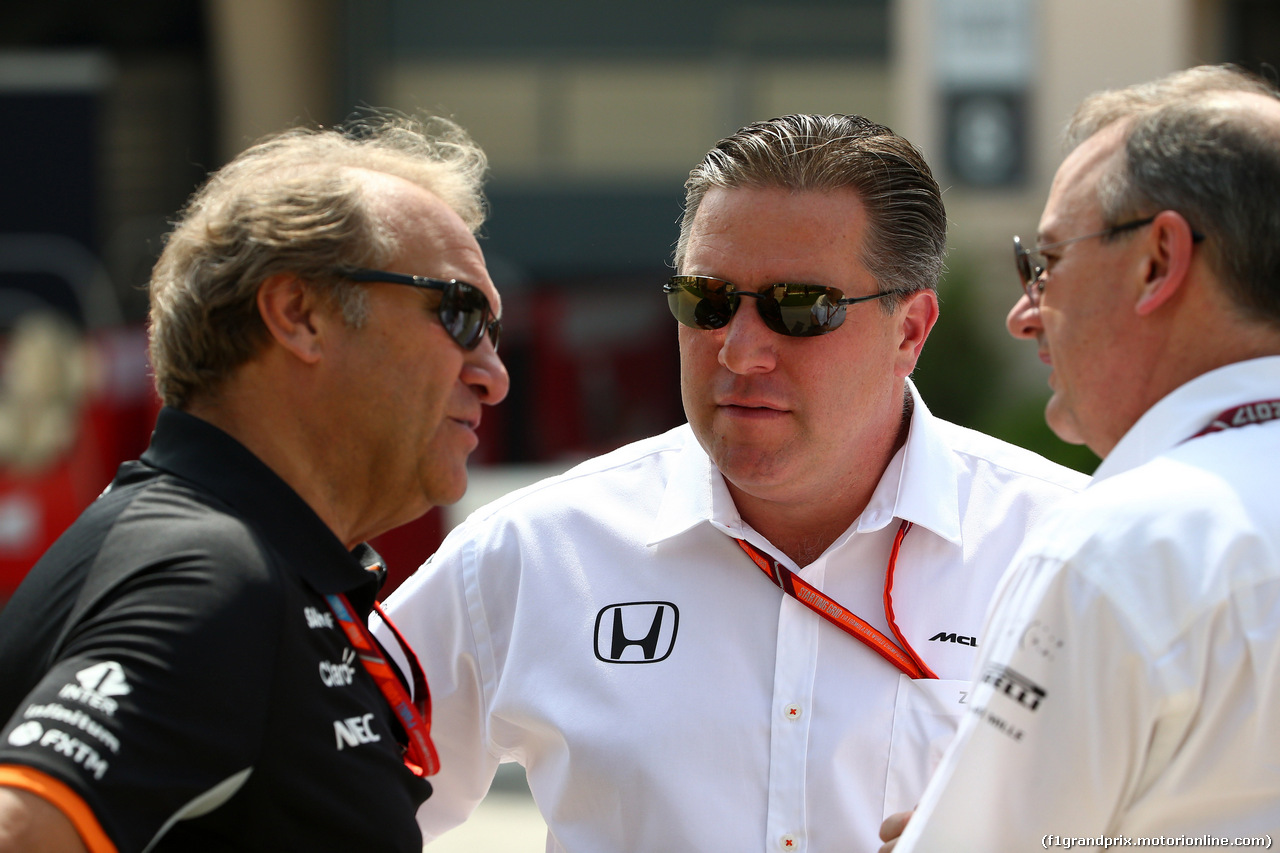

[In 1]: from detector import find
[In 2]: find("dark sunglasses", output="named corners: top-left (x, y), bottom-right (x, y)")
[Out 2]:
top-left (663, 275), bottom-right (893, 338)
top-left (336, 268), bottom-right (501, 351)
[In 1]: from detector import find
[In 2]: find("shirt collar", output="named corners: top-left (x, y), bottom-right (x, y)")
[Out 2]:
top-left (140, 407), bottom-right (384, 603)
top-left (864, 380), bottom-right (964, 544)
top-left (648, 425), bottom-right (728, 544)
top-left (647, 379), bottom-right (963, 547)
top-left (1093, 355), bottom-right (1280, 483)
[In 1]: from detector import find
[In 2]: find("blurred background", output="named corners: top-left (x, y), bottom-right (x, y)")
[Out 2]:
top-left (1, 0), bottom-right (1277, 846)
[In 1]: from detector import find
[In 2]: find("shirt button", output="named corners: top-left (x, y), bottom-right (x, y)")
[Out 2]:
top-left (783, 703), bottom-right (802, 721)
top-left (781, 834), bottom-right (800, 849)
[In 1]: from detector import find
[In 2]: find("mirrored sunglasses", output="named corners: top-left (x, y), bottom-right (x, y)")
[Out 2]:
top-left (663, 275), bottom-right (892, 338)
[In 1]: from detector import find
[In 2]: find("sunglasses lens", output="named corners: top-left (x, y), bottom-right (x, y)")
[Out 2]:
top-left (666, 277), bottom-right (737, 330)
top-left (1013, 239), bottom-right (1046, 305)
top-left (757, 284), bottom-right (846, 337)
top-left (664, 277), bottom-right (848, 336)
top-left (439, 282), bottom-right (492, 350)
top-left (1014, 242), bottom-right (1031, 286)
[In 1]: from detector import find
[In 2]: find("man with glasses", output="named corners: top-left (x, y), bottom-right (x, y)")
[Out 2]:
top-left (884, 66), bottom-right (1280, 852)
top-left (381, 114), bottom-right (1085, 851)
top-left (0, 115), bottom-right (508, 852)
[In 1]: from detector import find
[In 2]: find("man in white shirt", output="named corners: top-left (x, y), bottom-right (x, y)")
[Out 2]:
top-left (380, 114), bottom-right (1087, 852)
top-left (887, 66), bottom-right (1280, 852)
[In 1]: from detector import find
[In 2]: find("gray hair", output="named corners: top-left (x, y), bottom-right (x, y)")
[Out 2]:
top-left (1075, 66), bottom-right (1280, 325)
top-left (1064, 64), bottom-right (1278, 151)
top-left (148, 113), bottom-right (488, 409)
top-left (675, 114), bottom-right (946, 311)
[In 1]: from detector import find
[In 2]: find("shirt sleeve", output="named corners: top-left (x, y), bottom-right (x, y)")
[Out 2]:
top-left (895, 551), bottom-right (1168, 853)
top-left (0, 540), bottom-right (281, 852)
top-left (377, 530), bottom-right (502, 840)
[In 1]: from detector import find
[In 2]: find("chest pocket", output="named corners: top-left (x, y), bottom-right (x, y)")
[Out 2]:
top-left (882, 675), bottom-right (971, 820)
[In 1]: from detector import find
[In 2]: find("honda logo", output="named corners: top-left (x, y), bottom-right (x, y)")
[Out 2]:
top-left (594, 602), bottom-right (679, 664)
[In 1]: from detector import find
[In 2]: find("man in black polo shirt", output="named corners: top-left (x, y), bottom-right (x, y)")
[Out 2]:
top-left (0, 114), bottom-right (509, 852)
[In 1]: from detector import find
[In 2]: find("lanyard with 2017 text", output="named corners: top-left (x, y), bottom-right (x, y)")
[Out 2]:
top-left (325, 593), bottom-right (440, 777)
top-left (736, 519), bottom-right (939, 680)
top-left (1188, 399), bottom-right (1280, 439)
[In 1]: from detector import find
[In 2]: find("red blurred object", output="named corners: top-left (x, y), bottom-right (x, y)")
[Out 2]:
top-left (0, 324), bottom-right (160, 604)
top-left (0, 410), bottom-right (109, 590)
top-left (0, 229), bottom-right (162, 605)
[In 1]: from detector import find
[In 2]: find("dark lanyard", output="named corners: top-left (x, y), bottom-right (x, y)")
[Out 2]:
top-left (325, 593), bottom-right (440, 777)
top-left (736, 520), bottom-right (938, 680)
top-left (1188, 400), bottom-right (1280, 439)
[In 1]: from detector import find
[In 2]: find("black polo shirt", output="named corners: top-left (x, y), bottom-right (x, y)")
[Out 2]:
top-left (0, 407), bottom-right (431, 852)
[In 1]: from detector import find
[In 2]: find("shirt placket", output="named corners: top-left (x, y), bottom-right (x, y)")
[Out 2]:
top-left (765, 555), bottom-right (824, 852)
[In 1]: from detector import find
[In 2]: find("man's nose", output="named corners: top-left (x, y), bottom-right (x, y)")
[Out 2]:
top-left (717, 295), bottom-right (779, 374)
top-left (1006, 291), bottom-right (1042, 340)
top-left (464, 338), bottom-right (510, 405)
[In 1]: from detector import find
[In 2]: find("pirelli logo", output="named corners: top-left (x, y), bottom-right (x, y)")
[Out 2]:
top-left (594, 602), bottom-right (679, 664)
top-left (981, 662), bottom-right (1047, 711)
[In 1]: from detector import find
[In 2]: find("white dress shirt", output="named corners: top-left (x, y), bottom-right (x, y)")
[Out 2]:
top-left (379, 382), bottom-right (1087, 853)
top-left (896, 357), bottom-right (1280, 852)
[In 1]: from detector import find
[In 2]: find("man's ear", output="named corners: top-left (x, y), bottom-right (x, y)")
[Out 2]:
top-left (894, 288), bottom-right (939, 379)
top-left (257, 273), bottom-right (324, 364)
top-left (1134, 210), bottom-right (1196, 317)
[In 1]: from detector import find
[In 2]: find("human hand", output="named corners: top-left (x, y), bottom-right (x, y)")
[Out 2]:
top-left (877, 809), bottom-right (913, 853)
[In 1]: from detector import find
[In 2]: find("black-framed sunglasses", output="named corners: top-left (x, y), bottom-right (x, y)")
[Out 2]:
top-left (663, 275), bottom-right (893, 338)
top-left (1013, 214), bottom-right (1205, 307)
top-left (336, 268), bottom-right (501, 351)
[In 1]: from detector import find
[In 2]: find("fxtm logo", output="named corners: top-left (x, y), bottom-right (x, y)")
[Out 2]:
top-left (594, 602), bottom-right (679, 664)
top-left (929, 631), bottom-right (978, 647)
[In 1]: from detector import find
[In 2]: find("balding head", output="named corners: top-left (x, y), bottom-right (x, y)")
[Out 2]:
top-left (1064, 63), bottom-right (1279, 151)
top-left (1086, 84), bottom-right (1280, 327)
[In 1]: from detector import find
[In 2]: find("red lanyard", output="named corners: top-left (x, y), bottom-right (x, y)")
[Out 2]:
top-left (736, 520), bottom-right (938, 680)
top-left (1189, 400), bottom-right (1280, 439)
top-left (325, 593), bottom-right (440, 777)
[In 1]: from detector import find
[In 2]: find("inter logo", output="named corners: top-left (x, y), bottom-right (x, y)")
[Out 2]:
top-left (594, 602), bottom-right (679, 664)
top-left (75, 662), bottom-right (132, 697)
top-left (56, 661), bottom-right (133, 717)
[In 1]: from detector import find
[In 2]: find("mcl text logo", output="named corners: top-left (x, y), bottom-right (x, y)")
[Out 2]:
top-left (594, 602), bottom-right (679, 664)
top-left (929, 631), bottom-right (977, 647)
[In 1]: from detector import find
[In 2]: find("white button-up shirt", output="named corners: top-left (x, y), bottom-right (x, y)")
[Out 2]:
top-left (896, 357), bottom-right (1280, 852)
top-left (379, 383), bottom-right (1086, 852)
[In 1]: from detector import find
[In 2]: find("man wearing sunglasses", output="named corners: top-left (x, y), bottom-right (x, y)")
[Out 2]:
top-left (381, 114), bottom-right (1086, 852)
top-left (885, 66), bottom-right (1280, 852)
top-left (0, 115), bottom-right (508, 852)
